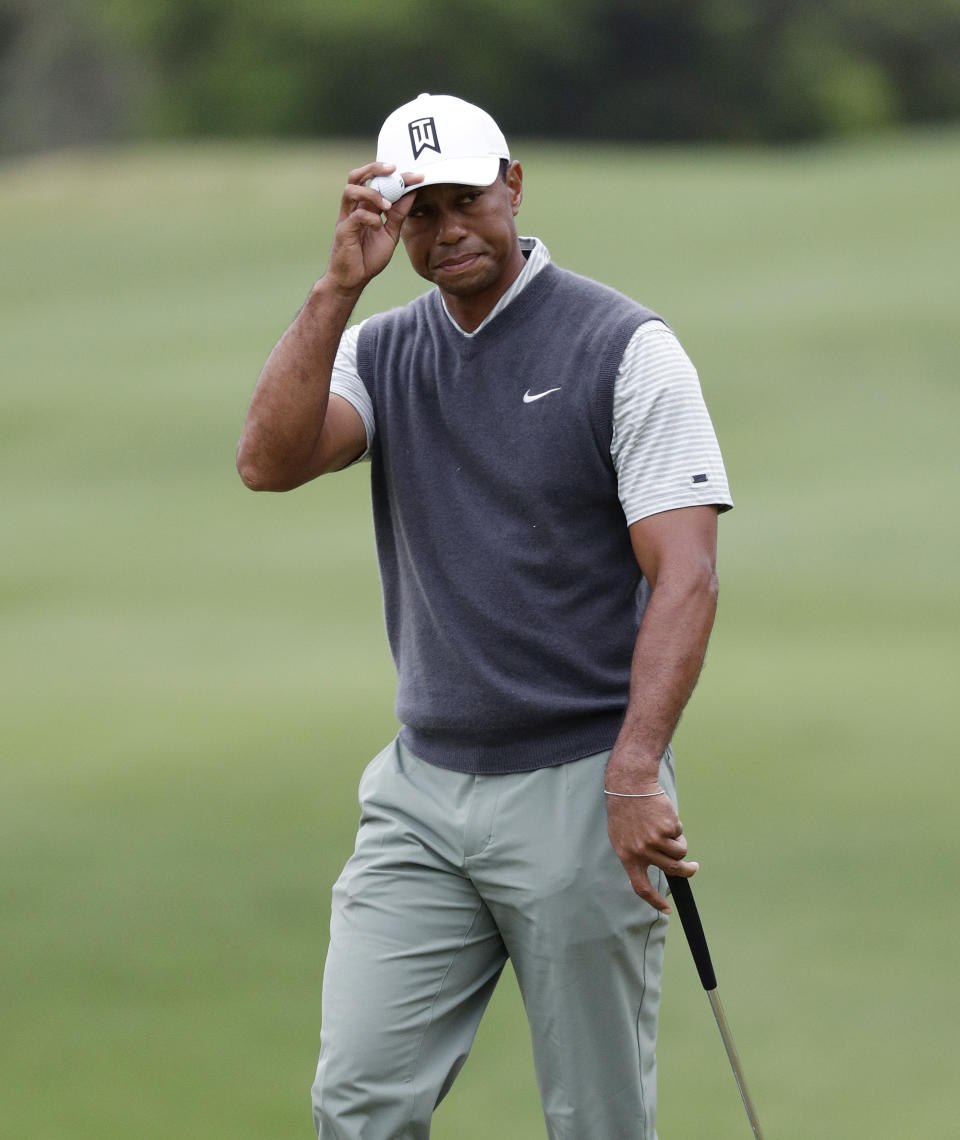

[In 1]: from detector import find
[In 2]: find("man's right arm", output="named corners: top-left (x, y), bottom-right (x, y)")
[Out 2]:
top-left (236, 162), bottom-right (419, 491)
top-left (237, 279), bottom-right (368, 489)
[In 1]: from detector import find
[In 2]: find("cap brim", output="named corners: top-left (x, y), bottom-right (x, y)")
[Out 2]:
top-left (397, 155), bottom-right (503, 197)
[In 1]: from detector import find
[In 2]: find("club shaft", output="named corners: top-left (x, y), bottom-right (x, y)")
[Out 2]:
top-left (707, 987), bottom-right (765, 1140)
top-left (666, 875), bottom-right (765, 1140)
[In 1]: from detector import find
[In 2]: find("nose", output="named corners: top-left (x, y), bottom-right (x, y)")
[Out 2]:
top-left (435, 206), bottom-right (467, 244)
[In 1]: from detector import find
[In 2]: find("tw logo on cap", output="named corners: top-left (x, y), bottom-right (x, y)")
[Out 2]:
top-left (408, 117), bottom-right (441, 159)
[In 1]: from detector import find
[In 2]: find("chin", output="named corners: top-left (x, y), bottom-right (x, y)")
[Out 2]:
top-left (438, 277), bottom-right (488, 297)
top-left (433, 265), bottom-right (498, 297)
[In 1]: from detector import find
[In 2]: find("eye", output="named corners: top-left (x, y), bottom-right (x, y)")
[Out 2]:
top-left (461, 191), bottom-right (483, 206)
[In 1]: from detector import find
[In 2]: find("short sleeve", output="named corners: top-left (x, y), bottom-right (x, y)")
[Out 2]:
top-left (611, 321), bottom-right (733, 526)
top-left (330, 321), bottom-right (375, 457)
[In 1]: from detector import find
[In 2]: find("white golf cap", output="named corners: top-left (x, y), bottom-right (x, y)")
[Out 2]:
top-left (375, 93), bottom-right (509, 196)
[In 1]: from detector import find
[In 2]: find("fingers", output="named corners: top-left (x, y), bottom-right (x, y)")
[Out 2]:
top-left (627, 858), bottom-right (700, 914)
top-left (339, 163), bottom-right (396, 221)
top-left (340, 183), bottom-right (394, 223)
top-left (397, 170), bottom-right (425, 196)
top-left (628, 867), bottom-right (671, 914)
top-left (643, 824), bottom-right (699, 883)
top-left (380, 184), bottom-right (418, 234)
top-left (340, 164), bottom-right (424, 222)
top-left (342, 165), bottom-right (417, 217)
top-left (658, 828), bottom-right (687, 856)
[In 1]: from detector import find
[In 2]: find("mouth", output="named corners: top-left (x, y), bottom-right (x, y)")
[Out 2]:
top-left (433, 251), bottom-right (483, 274)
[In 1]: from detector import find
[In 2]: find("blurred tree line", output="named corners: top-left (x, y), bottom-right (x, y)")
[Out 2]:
top-left (2, 0), bottom-right (959, 154)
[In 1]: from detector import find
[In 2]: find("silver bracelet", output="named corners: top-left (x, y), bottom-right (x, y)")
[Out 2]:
top-left (603, 789), bottom-right (666, 798)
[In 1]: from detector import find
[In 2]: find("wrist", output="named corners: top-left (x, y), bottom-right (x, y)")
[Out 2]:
top-left (311, 274), bottom-right (365, 310)
top-left (605, 754), bottom-right (663, 796)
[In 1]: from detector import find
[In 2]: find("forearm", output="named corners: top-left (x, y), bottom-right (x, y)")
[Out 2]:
top-left (237, 277), bottom-right (363, 491)
top-left (606, 568), bottom-right (719, 791)
top-left (238, 160), bottom-right (420, 491)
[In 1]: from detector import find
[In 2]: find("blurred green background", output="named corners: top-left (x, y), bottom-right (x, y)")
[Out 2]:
top-left (3, 1), bottom-right (960, 1136)
top-left (3, 129), bottom-right (958, 1139)
top-left (3, 0), bottom-right (960, 154)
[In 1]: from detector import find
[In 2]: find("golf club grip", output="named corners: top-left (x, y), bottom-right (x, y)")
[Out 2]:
top-left (666, 874), bottom-right (718, 991)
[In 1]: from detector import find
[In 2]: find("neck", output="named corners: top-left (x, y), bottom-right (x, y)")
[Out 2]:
top-left (440, 244), bottom-right (527, 333)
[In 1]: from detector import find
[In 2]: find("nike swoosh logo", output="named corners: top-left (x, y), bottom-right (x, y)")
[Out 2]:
top-left (523, 387), bottom-right (562, 403)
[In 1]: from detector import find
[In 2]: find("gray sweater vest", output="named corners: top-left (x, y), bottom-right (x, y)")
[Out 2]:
top-left (356, 261), bottom-right (660, 774)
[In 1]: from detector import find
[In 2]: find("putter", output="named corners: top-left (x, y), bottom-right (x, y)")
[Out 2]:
top-left (665, 874), bottom-right (766, 1140)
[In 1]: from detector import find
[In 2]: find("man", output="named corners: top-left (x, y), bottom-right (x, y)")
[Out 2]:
top-left (237, 93), bottom-right (732, 1139)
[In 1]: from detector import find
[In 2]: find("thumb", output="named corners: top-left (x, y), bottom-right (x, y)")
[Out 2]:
top-left (382, 190), bottom-right (418, 240)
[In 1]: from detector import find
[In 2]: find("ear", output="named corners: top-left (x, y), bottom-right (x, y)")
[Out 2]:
top-left (506, 161), bottom-right (523, 215)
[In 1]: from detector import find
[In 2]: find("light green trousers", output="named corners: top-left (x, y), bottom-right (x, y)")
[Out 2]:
top-left (312, 738), bottom-right (676, 1139)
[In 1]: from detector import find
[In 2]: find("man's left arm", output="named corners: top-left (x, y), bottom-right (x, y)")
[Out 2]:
top-left (605, 504), bottom-right (720, 914)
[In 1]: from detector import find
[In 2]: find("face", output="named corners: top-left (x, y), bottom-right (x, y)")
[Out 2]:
top-left (400, 162), bottom-right (525, 318)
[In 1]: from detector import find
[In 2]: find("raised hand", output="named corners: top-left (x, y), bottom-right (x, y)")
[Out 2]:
top-left (326, 163), bottom-right (422, 294)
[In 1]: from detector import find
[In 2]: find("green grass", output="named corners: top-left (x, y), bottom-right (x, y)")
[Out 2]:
top-left (2, 129), bottom-right (958, 1138)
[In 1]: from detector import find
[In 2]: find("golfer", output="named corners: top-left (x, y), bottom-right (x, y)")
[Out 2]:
top-left (238, 93), bottom-right (733, 1139)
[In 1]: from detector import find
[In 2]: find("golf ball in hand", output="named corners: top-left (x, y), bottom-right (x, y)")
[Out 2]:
top-left (369, 172), bottom-right (407, 204)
